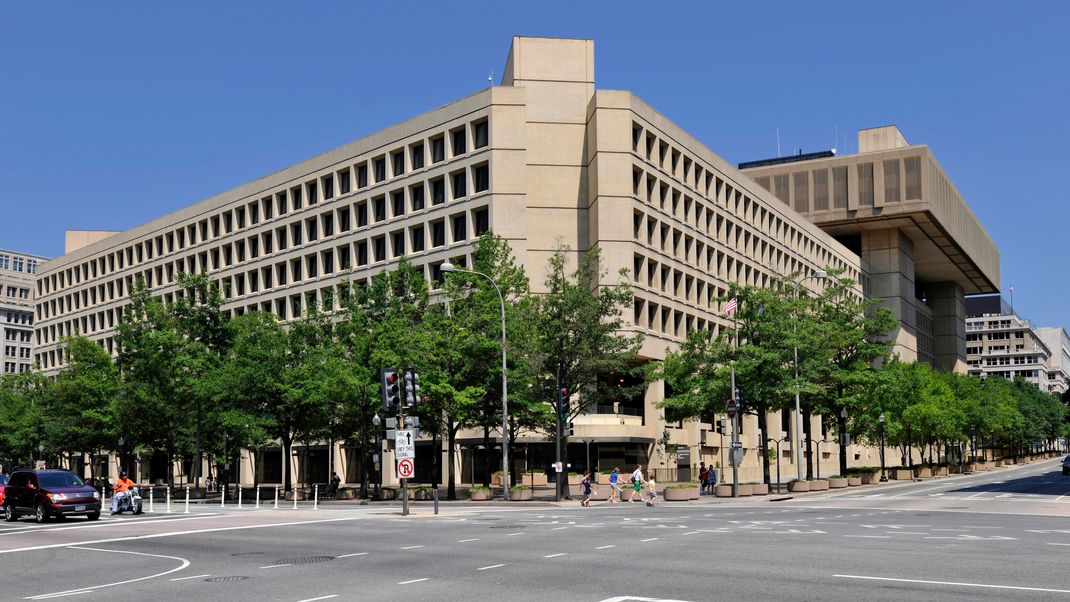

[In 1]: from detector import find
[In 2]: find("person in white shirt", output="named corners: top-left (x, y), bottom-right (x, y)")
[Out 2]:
top-left (628, 465), bottom-right (645, 502)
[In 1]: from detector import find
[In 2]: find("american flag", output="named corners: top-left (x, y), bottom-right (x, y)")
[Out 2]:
top-left (723, 298), bottom-right (737, 315)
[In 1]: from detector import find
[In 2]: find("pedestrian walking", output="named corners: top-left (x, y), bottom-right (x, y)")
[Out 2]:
top-left (645, 474), bottom-right (657, 506)
top-left (698, 462), bottom-right (708, 495)
top-left (609, 467), bottom-right (622, 503)
top-left (628, 465), bottom-right (645, 503)
top-left (580, 471), bottom-right (593, 507)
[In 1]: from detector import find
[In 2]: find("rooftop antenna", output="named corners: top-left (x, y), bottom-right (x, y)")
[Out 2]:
top-left (488, 71), bottom-right (493, 86)
top-left (1009, 284), bottom-right (1014, 313)
top-left (832, 125), bottom-right (838, 155)
top-left (776, 127), bottom-right (781, 157)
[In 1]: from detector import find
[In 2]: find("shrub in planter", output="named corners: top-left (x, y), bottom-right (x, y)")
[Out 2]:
top-left (809, 479), bottom-right (829, 491)
top-left (847, 476), bottom-right (862, 487)
top-left (788, 480), bottom-right (810, 493)
top-left (469, 486), bottom-right (492, 501)
top-left (411, 486), bottom-right (439, 501)
top-left (828, 476), bottom-right (848, 488)
top-left (663, 484), bottom-right (700, 501)
top-left (509, 485), bottom-right (533, 501)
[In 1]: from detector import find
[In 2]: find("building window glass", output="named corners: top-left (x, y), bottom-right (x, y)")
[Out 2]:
top-left (473, 120), bottom-right (488, 149)
top-left (857, 163), bottom-right (874, 206)
top-left (812, 169), bottom-right (829, 211)
top-left (904, 156), bottom-right (921, 200)
top-left (473, 164), bottom-right (489, 193)
top-left (883, 160), bottom-right (900, 203)
top-left (793, 172), bottom-right (809, 213)
top-left (833, 166), bottom-right (848, 209)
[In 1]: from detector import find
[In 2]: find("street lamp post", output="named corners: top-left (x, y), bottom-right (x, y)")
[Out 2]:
top-left (816, 439), bottom-right (833, 479)
top-left (371, 414), bottom-right (382, 498)
top-left (878, 413), bottom-right (887, 482)
top-left (839, 406), bottom-right (849, 477)
top-left (583, 439), bottom-right (598, 473)
top-left (768, 432), bottom-right (788, 493)
top-left (791, 270), bottom-right (827, 482)
top-left (440, 261), bottom-right (511, 500)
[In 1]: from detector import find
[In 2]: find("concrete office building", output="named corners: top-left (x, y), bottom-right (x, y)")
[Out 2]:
top-left (34, 36), bottom-right (911, 488)
top-left (740, 127), bottom-right (1000, 372)
top-left (1037, 327), bottom-right (1070, 395)
top-left (1, 249), bottom-right (46, 377)
top-left (965, 295), bottom-right (1054, 391)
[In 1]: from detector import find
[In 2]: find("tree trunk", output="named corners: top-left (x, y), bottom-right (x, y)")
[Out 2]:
top-left (447, 420), bottom-right (458, 500)
top-left (359, 428), bottom-right (369, 499)
top-left (281, 434), bottom-right (292, 492)
top-left (193, 417), bottom-right (202, 493)
top-left (837, 405), bottom-right (848, 477)
top-left (758, 410), bottom-right (770, 485)
top-left (481, 425), bottom-right (491, 488)
top-left (803, 409), bottom-right (813, 480)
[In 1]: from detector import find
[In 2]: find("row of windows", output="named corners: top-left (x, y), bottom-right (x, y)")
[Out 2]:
top-left (631, 295), bottom-right (721, 340)
top-left (5, 286), bottom-right (30, 299)
top-left (2, 362), bottom-right (31, 374)
top-left (0, 254), bottom-right (39, 274)
top-left (36, 162), bottom-right (490, 324)
top-left (3, 329), bottom-right (32, 342)
top-left (5, 311), bottom-right (32, 325)
top-left (36, 251), bottom-right (482, 370)
top-left (752, 156), bottom-right (922, 213)
top-left (36, 206), bottom-right (490, 347)
top-left (3, 346), bottom-right (30, 358)
top-left (37, 118), bottom-right (491, 298)
top-left (632, 253), bottom-right (727, 312)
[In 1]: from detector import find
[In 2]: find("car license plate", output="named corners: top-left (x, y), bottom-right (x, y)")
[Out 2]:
top-left (75, 505), bottom-right (86, 512)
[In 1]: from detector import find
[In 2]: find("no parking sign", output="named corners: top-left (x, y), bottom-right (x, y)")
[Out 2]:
top-left (397, 458), bottom-right (414, 479)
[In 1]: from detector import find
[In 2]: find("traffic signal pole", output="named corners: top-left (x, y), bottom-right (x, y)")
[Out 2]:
top-left (730, 369), bottom-right (739, 499)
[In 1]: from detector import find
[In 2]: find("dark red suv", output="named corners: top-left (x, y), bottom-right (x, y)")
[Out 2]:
top-left (3, 469), bottom-right (102, 523)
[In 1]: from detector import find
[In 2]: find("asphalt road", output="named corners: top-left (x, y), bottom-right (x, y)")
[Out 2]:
top-left (3, 458), bottom-right (1070, 602)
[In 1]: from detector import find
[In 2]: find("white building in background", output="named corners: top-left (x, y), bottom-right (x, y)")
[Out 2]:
top-left (1, 248), bottom-right (47, 377)
top-left (1037, 327), bottom-right (1070, 395)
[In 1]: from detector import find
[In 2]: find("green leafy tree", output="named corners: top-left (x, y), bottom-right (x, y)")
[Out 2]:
top-left (46, 336), bottom-right (120, 478)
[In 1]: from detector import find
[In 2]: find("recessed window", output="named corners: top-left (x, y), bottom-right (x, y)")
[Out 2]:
top-left (391, 230), bottom-right (406, 257)
top-left (321, 175), bottom-right (334, 201)
top-left (473, 163), bottom-right (489, 193)
top-left (338, 169), bottom-right (351, 195)
top-left (373, 157), bottom-right (387, 183)
top-left (306, 180), bottom-right (318, 205)
top-left (305, 217), bottom-right (318, 242)
top-left (410, 143), bottom-right (425, 169)
top-left (473, 207), bottom-right (489, 235)
top-left (450, 127), bottom-right (467, 156)
top-left (391, 190), bottom-right (405, 217)
top-left (373, 236), bottom-right (386, 262)
top-left (357, 164), bottom-right (368, 188)
top-left (290, 223), bottom-right (303, 246)
top-left (392, 150), bottom-right (405, 177)
top-left (410, 184), bottom-right (425, 211)
top-left (473, 120), bottom-right (488, 149)
top-left (411, 225), bottom-right (425, 253)
top-left (451, 213), bottom-right (467, 242)
top-left (356, 201), bottom-right (368, 227)
top-left (430, 220), bottom-right (446, 247)
top-left (338, 207), bottom-right (351, 232)
top-left (451, 170), bottom-right (467, 199)
top-left (431, 177), bottom-right (446, 205)
top-left (357, 241), bottom-right (368, 266)
top-left (373, 196), bottom-right (386, 222)
top-left (430, 135), bottom-right (445, 163)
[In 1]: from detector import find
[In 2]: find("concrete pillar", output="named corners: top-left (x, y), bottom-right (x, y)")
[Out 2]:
top-left (930, 281), bottom-right (966, 372)
top-left (861, 228), bottom-right (918, 362)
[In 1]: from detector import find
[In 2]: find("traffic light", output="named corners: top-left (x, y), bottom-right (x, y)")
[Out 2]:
top-left (380, 368), bottom-right (400, 411)
top-left (557, 387), bottom-right (570, 412)
top-left (715, 419), bottom-right (726, 435)
top-left (403, 368), bottom-right (420, 409)
top-left (700, 429), bottom-right (707, 445)
top-left (565, 422), bottom-right (575, 437)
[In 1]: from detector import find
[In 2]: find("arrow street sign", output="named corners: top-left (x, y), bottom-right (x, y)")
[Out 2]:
top-left (397, 458), bottom-right (414, 479)
top-left (730, 441), bottom-right (742, 449)
top-left (396, 429), bottom-right (415, 460)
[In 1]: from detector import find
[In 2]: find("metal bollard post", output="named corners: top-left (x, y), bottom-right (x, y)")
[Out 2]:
top-left (184, 487), bottom-right (190, 514)
top-left (434, 487), bottom-right (439, 515)
top-left (273, 486), bottom-right (279, 509)
top-left (221, 484), bottom-right (226, 508)
top-left (292, 488), bottom-right (298, 510)
top-left (149, 486), bottom-right (155, 513)
top-left (314, 484), bottom-right (319, 511)
top-left (255, 486), bottom-right (261, 509)
top-left (166, 486), bottom-right (172, 513)
top-left (238, 486), bottom-right (243, 509)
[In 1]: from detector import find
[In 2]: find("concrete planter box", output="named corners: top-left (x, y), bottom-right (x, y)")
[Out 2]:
top-left (751, 483), bottom-right (769, 495)
top-left (664, 487), bottom-right (699, 501)
top-left (810, 480), bottom-right (829, 491)
top-left (737, 484), bottom-right (753, 496)
top-left (788, 481), bottom-right (810, 493)
top-left (469, 489), bottom-right (492, 501)
top-left (571, 485), bottom-right (610, 500)
top-left (715, 484), bottom-right (733, 497)
top-left (567, 474), bottom-right (584, 485)
top-left (517, 473), bottom-right (547, 487)
top-left (828, 477), bottom-right (848, 489)
top-left (847, 477), bottom-right (862, 487)
top-left (509, 488), bottom-right (533, 501)
top-left (860, 472), bottom-right (880, 485)
top-left (893, 468), bottom-right (913, 480)
top-left (597, 473), bottom-right (613, 485)
top-left (933, 466), bottom-right (948, 477)
top-left (993, 460), bottom-right (1004, 467)
top-left (914, 467), bottom-right (933, 479)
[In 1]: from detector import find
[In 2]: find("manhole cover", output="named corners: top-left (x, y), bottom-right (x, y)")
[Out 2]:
top-left (230, 552), bottom-right (264, 557)
top-left (272, 556), bottom-right (335, 565)
top-left (205, 576), bottom-right (249, 582)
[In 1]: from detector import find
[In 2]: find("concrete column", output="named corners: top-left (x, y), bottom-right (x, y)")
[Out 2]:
top-left (861, 228), bottom-right (918, 362)
top-left (929, 281), bottom-right (966, 372)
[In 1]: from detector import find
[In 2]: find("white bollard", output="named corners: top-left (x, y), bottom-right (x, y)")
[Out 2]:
top-left (255, 486), bottom-right (261, 509)
top-left (149, 487), bottom-right (155, 513)
top-left (292, 488), bottom-right (298, 510)
top-left (273, 486), bottom-right (279, 509)
top-left (314, 484), bottom-right (319, 511)
top-left (184, 487), bottom-right (190, 514)
top-left (166, 486), bottom-right (172, 513)
top-left (220, 484), bottom-right (226, 508)
top-left (238, 486), bottom-right (243, 509)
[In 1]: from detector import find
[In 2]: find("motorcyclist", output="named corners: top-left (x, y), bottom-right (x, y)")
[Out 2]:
top-left (111, 471), bottom-right (136, 515)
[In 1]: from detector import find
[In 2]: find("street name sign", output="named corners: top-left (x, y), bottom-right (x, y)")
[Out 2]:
top-left (396, 429), bottom-right (415, 460)
top-left (730, 441), bottom-right (742, 449)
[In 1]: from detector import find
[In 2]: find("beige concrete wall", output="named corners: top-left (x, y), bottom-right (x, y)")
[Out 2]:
top-left (65, 230), bottom-right (120, 254)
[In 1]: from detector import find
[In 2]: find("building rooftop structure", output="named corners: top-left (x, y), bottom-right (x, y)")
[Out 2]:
top-left (1, 248), bottom-right (48, 376)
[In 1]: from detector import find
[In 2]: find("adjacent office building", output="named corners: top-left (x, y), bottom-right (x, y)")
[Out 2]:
top-left (32, 37), bottom-right (993, 486)
top-left (966, 295), bottom-right (1069, 394)
top-left (1, 249), bottom-right (46, 377)
top-left (1037, 327), bottom-right (1070, 395)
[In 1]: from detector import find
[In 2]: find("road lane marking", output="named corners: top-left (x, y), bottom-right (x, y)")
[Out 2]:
top-left (260, 564), bottom-right (292, 569)
top-left (596, 545), bottom-right (615, 549)
top-left (682, 531), bottom-right (700, 535)
top-left (477, 564), bottom-right (505, 570)
top-left (1047, 543), bottom-right (1070, 546)
top-left (337, 552), bottom-right (368, 558)
top-left (400, 545), bottom-right (423, 550)
top-left (551, 526), bottom-right (568, 531)
top-left (0, 514), bottom-right (222, 537)
top-left (507, 532), bottom-right (524, 536)
top-left (170, 574), bottom-right (210, 581)
top-left (843, 535), bottom-right (890, 539)
top-left (398, 578), bottom-right (429, 585)
top-left (833, 574), bottom-right (1070, 594)
top-left (544, 553), bottom-right (567, 558)
top-left (27, 592), bottom-right (92, 599)
top-left (26, 547), bottom-right (191, 600)
top-left (457, 538), bottom-right (479, 543)
top-left (640, 537), bottom-right (659, 542)
top-left (296, 596), bottom-right (338, 602)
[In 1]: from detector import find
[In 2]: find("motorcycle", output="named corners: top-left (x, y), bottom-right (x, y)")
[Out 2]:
top-left (114, 485), bottom-right (143, 515)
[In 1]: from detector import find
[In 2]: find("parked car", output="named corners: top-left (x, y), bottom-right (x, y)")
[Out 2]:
top-left (3, 469), bottom-right (101, 523)
top-left (0, 473), bottom-right (7, 506)
top-left (1062, 455), bottom-right (1070, 476)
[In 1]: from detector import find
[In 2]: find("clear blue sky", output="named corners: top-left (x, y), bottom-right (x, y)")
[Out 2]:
top-left (2, 2), bottom-right (1067, 328)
